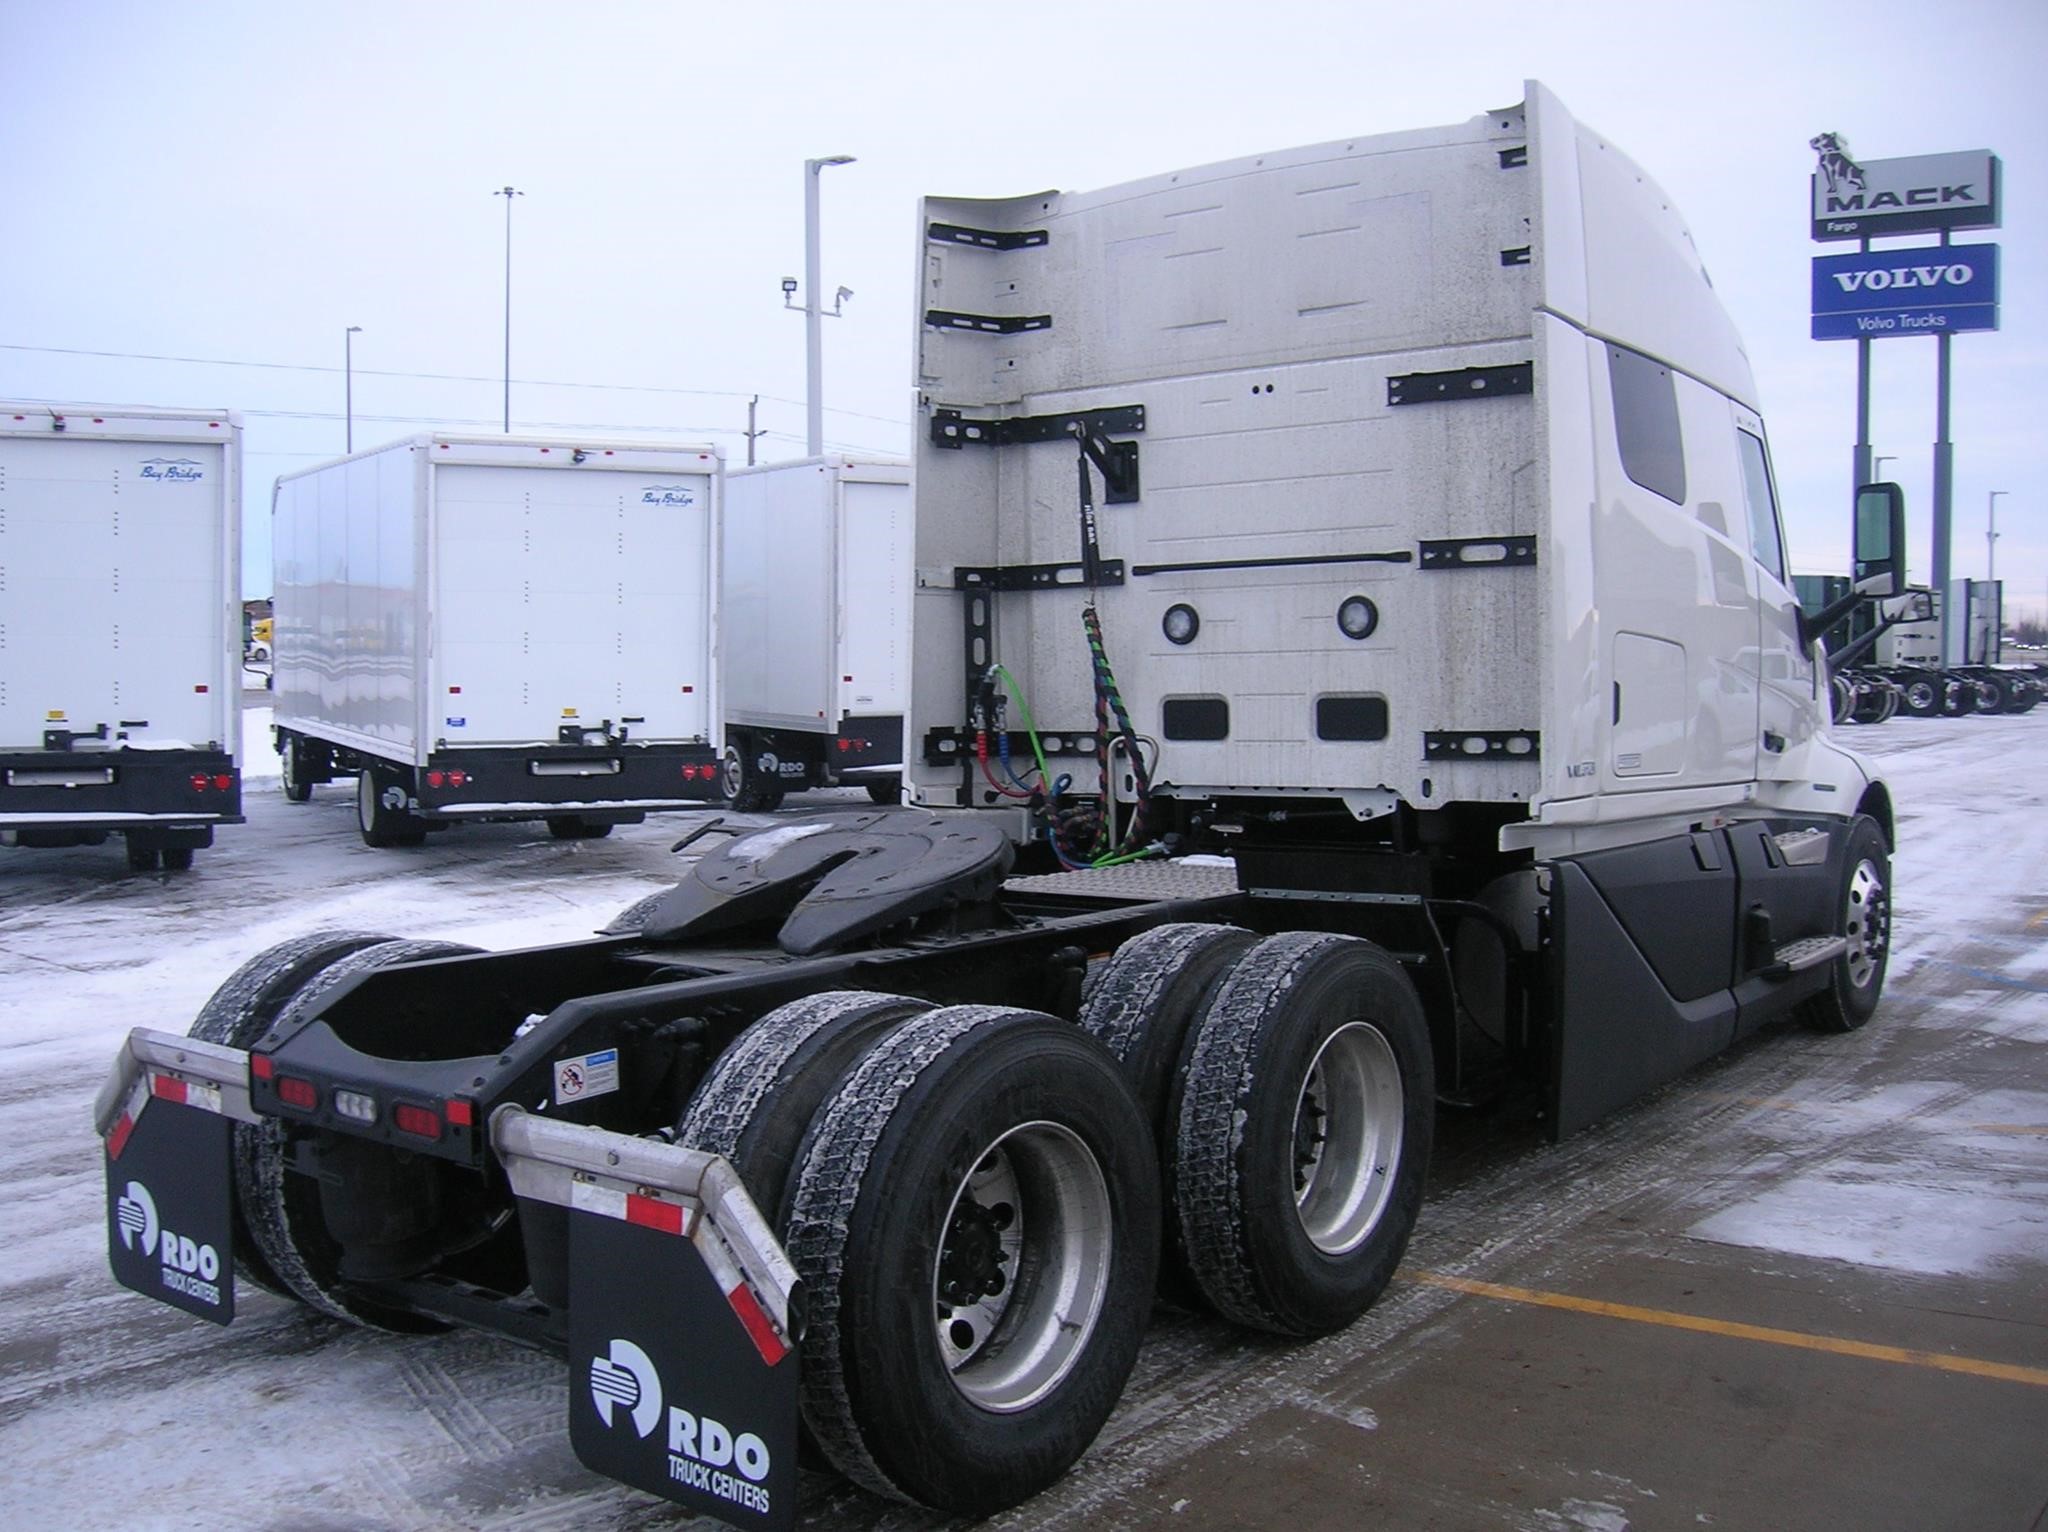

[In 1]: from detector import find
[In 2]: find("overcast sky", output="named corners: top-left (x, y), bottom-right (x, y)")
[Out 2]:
top-left (2, 0), bottom-right (2041, 620)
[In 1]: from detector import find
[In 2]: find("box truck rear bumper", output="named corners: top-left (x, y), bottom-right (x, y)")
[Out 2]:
top-left (410, 743), bottom-right (721, 820)
top-left (0, 748), bottom-right (242, 836)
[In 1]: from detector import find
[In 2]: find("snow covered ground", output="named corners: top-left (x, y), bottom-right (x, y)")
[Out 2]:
top-left (2, 703), bottom-right (2042, 1529)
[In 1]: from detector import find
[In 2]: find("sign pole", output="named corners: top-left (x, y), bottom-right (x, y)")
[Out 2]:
top-left (1853, 236), bottom-right (1873, 492)
top-left (1931, 229), bottom-right (1955, 662)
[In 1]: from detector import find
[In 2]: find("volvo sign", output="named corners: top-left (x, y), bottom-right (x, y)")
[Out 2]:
top-left (1811, 245), bottom-right (1999, 341)
top-left (1811, 143), bottom-right (2001, 241)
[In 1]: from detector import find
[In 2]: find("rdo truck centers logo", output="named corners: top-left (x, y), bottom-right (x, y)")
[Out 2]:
top-left (589, 1337), bottom-right (776, 1516)
top-left (1811, 245), bottom-right (2000, 340)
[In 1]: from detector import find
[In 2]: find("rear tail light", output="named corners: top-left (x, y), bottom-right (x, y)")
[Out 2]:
top-left (213, 774), bottom-right (233, 790)
top-left (189, 773), bottom-right (210, 792)
top-left (276, 1076), bottom-right (318, 1110)
top-left (426, 770), bottom-right (469, 789)
top-left (249, 1054), bottom-right (274, 1080)
top-left (392, 1103), bottom-right (442, 1140)
top-left (444, 1097), bottom-right (474, 1127)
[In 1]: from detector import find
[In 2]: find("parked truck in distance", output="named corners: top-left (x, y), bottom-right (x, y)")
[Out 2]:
top-left (719, 456), bottom-right (912, 809)
top-left (100, 84), bottom-right (1906, 1529)
top-left (268, 433), bottom-right (724, 845)
top-left (2, 403), bottom-right (243, 871)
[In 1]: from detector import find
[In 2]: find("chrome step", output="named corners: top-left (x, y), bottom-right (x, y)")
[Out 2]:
top-left (1767, 935), bottom-right (1849, 977)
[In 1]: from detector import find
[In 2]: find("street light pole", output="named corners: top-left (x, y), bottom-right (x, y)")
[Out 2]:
top-left (345, 326), bottom-right (362, 452)
top-left (1988, 490), bottom-right (2007, 585)
top-left (803, 155), bottom-right (854, 457)
top-left (494, 185), bottom-right (523, 433)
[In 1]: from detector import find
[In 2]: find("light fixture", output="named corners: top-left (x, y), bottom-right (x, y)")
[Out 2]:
top-left (1162, 604), bottom-right (1200, 645)
top-left (1337, 596), bottom-right (1378, 640)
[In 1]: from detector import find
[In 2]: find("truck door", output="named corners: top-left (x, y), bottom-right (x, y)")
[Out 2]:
top-left (1731, 411), bottom-right (1815, 773)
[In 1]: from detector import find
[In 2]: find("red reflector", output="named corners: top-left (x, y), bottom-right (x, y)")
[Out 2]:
top-left (681, 685), bottom-right (694, 693)
top-left (427, 770), bottom-right (445, 788)
top-left (392, 1103), bottom-right (442, 1139)
top-left (277, 1076), bottom-right (318, 1110)
top-left (444, 1097), bottom-right (473, 1127)
top-left (843, 675), bottom-right (853, 683)
top-left (151, 1074), bottom-right (189, 1105)
top-left (250, 1053), bottom-right (274, 1079)
top-left (107, 1113), bottom-right (136, 1160)
top-left (449, 685), bottom-right (462, 694)
top-left (727, 1281), bottom-right (790, 1365)
top-left (214, 774), bottom-right (233, 790)
top-left (195, 685), bottom-right (209, 693)
top-left (190, 773), bottom-right (210, 792)
top-left (625, 1194), bottom-right (684, 1234)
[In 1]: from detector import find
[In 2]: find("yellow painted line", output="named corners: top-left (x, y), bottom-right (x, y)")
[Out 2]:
top-left (1414, 1272), bottom-right (2048, 1388)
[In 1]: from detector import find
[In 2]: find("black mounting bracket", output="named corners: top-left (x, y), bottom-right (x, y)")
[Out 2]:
top-left (924, 310), bottom-right (1052, 336)
top-left (955, 561), bottom-right (1125, 592)
top-left (1387, 363), bottom-right (1533, 407)
top-left (43, 724), bottom-right (109, 751)
top-left (926, 222), bottom-right (1050, 252)
top-left (923, 726), bottom-right (1105, 769)
top-left (1419, 536), bottom-right (1538, 571)
top-left (1424, 730), bottom-right (1541, 762)
top-left (930, 406), bottom-right (1144, 504)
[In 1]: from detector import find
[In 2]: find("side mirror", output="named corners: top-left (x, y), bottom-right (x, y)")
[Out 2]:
top-left (1852, 481), bottom-right (1905, 598)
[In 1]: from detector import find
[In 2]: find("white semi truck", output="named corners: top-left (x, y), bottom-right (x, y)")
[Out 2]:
top-left (99, 84), bottom-right (1902, 1528)
top-left (268, 433), bottom-right (724, 844)
top-left (719, 456), bottom-right (912, 810)
top-left (1, 403), bottom-right (244, 871)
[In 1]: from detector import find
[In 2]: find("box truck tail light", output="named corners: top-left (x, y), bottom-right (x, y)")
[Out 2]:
top-left (276, 1076), bottom-right (318, 1111)
top-left (444, 1098), bottom-right (474, 1127)
top-left (249, 1054), bottom-right (274, 1081)
top-left (426, 770), bottom-right (472, 789)
top-left (391, 1103), bottom-right (442, 1140)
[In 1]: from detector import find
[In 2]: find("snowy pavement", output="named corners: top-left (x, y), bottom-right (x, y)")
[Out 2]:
top-left (2, 706), bottom-right (2043, 1529)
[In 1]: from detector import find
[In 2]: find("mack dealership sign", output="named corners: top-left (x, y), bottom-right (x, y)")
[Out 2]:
top-left (1811, 245), bottom-right (1999, 341)
top-left (1810, 148), bottom-right (2001, 240)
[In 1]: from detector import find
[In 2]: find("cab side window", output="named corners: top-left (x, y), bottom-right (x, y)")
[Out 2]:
top-left (1608, 343), bottom-right (1686, 506)
top-left (1735, 429), bottom-right (1786, 583)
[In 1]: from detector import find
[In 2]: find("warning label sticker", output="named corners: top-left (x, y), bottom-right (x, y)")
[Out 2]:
top-left (554, 1048), bottom-right (621, 1105)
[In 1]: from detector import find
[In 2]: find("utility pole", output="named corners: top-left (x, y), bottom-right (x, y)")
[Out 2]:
top-left (345, 326), bottom-right (362, 452)
top-left (800, 155), bottom-right (855, 456)
top-left (745, 394), bottom-right (762, 466)
top-left (1987, 490), bottom-right (2006, 585)
top-left (494, 185), bottom-right (523, 433)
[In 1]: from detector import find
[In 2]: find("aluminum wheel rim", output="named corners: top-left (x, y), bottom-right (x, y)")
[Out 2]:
top-left (1293, 1021), bottom-right (1404, 1255)
top-left (720, 747), bottom-right (745, 801)
top-left (356, 770), bottom-right (376, 832)
top-left (1844, 858), bottom-right (1889, 990)
top-left (931, 1121), bottom-right (1112, 1414)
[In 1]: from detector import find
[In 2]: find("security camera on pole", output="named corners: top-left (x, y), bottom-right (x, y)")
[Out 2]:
top-left (1809, 135), bottom-right (2002, 664)
top-left (785, 156), bottom-right (855, 457)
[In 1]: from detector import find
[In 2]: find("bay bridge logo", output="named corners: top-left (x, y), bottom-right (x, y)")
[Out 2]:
top-left (640, 484), bottom-right (697, 508)
top-left (139, 457), bottom-right (206, 483)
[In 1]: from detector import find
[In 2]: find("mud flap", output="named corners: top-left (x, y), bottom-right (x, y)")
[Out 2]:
top-left (492, 1107), bottom-right (800, 1532)
top-left (97, 1030), bottom-right (258, 1326)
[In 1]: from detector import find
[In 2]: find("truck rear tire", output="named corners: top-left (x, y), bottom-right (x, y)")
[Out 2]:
top-left (160, 847), bottom-right (195, 872)
top-left (357, 765), bottom-right (426, 848)
top-left (546, 816), bottom-right (613, 840)
top-left (125, 842), bottom-right (160, 873)
top-left (1078, 923), bottom-right (1257, 1299)
top-left (719, 743), bottom-right (784, 814)
top-left (280, 734), bottom-right (313, 803)
top-left (1172, 932), bottom-right (1433, 1337)
top-left (1800, 815), bottom-right (1891, 1033)
top-left (188, 931), bottom-right (407, 1298)
top-left (864, 777), bottom-right (901, 806)
top-left (784, 1006), bottom-right (1158, 1514)
top-left (235, 937), bottom-right (482, 1329)
top-left (676, 991), bottom-right (930, 1220)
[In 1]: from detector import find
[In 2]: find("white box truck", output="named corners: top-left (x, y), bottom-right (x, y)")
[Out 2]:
top-left (1, 402), bottom-right (243, 871)
top-left (269, 433), bottom-right (722, 845)
top-left (719, 456), bottom-right (912, 809)
top-left (100, 85), bottom-right (1907, 1529)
